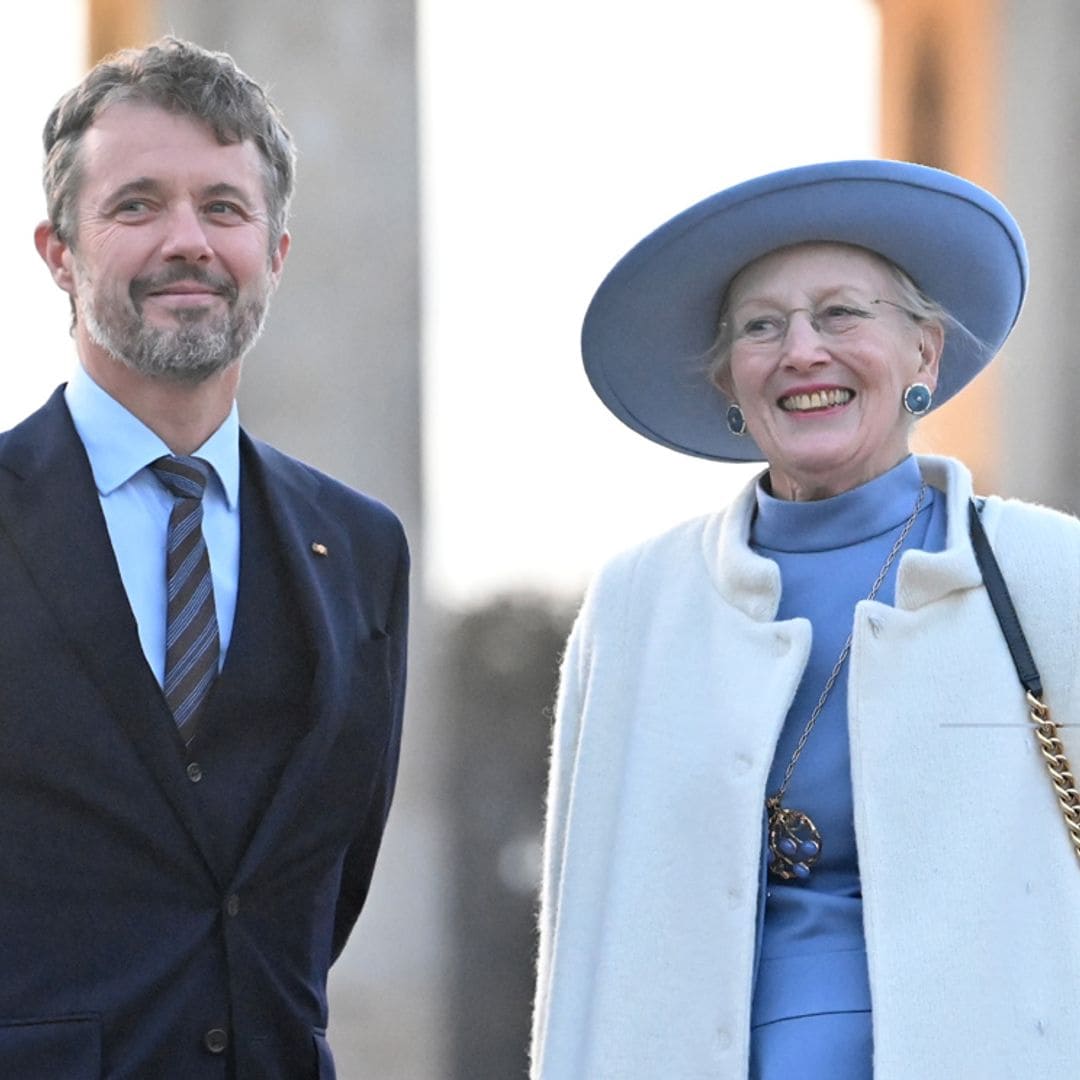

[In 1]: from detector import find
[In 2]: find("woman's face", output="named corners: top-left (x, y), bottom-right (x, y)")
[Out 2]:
top-left (719, 243), bottom-right (941, 501)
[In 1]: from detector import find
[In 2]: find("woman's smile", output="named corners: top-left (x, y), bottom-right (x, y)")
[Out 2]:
top-left (777, 386), bottom-right (855, 413)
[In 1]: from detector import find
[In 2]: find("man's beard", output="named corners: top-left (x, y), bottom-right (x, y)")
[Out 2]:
top-left (78, 263), bottom-right (272, 384)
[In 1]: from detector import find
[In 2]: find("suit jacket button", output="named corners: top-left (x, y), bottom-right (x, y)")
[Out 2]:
top-left (204, 1028), bottom-right (228, 1054)
top-left (225, 894), bottom-right (240, 918)
top-left (186, 762), bottom-right (203, 783)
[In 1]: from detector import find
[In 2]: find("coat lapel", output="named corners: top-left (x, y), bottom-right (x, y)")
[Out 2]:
top-left (0, 390), bottom-right (225, 887)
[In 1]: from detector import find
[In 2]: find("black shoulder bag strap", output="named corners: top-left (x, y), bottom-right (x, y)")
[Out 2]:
top-left (968, 498), bottom-right (1043, 695)
top-left (968, 497), bottom-right (1080, 865)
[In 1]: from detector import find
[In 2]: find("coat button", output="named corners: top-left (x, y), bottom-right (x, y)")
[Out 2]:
top-left (186, 762), bottom-right (203, 783)
top-left (225, 894), bottom-right (240, 918)
top-left (204, 1028), bottom-right (228, 1054)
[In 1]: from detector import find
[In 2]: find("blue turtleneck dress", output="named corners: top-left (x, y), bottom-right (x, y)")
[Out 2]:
top-left (746, 456), bottom-right (947, 1078)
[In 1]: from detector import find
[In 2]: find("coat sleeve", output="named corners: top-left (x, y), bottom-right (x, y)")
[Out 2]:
top-left (529, 602), bottom-right (590, 1076)
top-left (530, 548), bottom-right (635, 1078)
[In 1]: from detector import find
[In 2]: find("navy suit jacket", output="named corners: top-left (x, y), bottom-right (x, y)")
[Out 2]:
top-left (0, 389), bottom-right (408, 1079)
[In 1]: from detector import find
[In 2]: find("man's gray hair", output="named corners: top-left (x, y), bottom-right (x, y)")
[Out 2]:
top-left (42, 36), bottom-right (296, 249)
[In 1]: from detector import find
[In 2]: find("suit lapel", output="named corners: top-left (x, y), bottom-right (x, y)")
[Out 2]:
top-left (230, 434), bottom-right (359, 879)
top-left (0, 390), bottom-right (225, 886)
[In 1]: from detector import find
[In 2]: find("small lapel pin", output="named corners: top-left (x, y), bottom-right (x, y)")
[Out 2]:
top-left (310, 542), bottom-right (329, 557)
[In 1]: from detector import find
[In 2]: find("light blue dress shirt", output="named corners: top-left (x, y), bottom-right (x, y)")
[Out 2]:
top-left (64, 365), bottom-right (241, 686)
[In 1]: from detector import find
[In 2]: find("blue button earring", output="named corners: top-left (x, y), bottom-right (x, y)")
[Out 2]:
top-left (726, 403), bottom-right (747, 436)
top-left (902, 382), bottom-right (933, 416)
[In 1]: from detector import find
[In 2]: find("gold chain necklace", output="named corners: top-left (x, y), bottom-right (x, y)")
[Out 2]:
top-left (766, 479), bottom-right (928, 882)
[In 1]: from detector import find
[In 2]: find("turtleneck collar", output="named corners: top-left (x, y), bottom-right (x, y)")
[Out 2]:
top-left (751, 455), bottom-right (927, 554)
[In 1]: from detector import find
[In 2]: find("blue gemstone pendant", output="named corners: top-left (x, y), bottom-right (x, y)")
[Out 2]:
top-left (767, 799), bottom-right (823, 882)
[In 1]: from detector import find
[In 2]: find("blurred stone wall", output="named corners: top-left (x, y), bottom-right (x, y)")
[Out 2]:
top-left (441, 596), bottom-right (575, 1079)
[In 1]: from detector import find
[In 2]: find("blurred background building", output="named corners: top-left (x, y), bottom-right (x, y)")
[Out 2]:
top-left (3, 0), bottom-right (1077, 1076)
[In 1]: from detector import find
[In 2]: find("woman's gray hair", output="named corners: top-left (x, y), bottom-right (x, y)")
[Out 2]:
top-left (42, 36), bottom-right (296, 251)
top-left (705, 245), bottom-right (975, 392)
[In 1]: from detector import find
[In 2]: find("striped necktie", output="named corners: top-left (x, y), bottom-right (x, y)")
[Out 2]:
top-left (150, 455), bottom-right (220, 744)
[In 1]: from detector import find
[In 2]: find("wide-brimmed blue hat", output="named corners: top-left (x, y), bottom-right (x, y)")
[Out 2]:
top-left (582, 159), bottom-right (1028, 462)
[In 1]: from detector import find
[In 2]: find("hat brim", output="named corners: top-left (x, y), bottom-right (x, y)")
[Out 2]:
top-left (582, 159), bottom-right (1028, 462)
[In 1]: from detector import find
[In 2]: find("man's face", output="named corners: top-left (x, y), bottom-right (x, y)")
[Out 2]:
top-left (55, 101), bottom-right (288, 383)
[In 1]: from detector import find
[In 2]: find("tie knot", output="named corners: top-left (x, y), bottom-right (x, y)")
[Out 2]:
top-left (151, 455), bottom-right (211, 501)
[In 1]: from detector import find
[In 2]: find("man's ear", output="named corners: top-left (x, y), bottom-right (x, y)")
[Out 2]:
top-left (34, 220), bottom-right (76, 296)
top-left (269, 229), bottom-right (290, 286)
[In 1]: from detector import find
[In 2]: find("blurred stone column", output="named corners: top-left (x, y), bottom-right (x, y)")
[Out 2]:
top-left (156, 2), bottom-right (445, 1076)
top-left (877, 0), bottom-right (1002, 491)
top-left (999, 0), bottom-right (1080, 512)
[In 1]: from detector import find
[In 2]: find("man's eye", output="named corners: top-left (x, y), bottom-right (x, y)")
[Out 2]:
top-left (206, 202), bottom-right (241, 216)
top-left (116, 200), bottom-right (150, 214)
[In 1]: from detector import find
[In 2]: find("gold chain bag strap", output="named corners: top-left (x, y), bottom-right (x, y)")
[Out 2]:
top-left (969, 499), bottom-right (1080, 865)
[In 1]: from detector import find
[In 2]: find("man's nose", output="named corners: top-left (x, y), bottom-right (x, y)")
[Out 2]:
top-left (160, 203), bottom-right (213, 262)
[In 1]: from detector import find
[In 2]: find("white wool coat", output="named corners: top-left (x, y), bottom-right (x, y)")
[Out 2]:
top-left (531, 455), bottom-right (1080, 1080)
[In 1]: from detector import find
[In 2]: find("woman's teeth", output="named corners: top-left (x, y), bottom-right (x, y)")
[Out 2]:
top-left (780, 388), bottom-right (854, 412)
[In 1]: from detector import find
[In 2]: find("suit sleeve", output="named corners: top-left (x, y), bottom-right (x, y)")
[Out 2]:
top-left (331, 521), bottom-right (410, 962)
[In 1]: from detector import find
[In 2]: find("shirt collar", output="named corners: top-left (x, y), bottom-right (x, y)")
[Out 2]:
top-left (64, 363), bottom-right (241, 508)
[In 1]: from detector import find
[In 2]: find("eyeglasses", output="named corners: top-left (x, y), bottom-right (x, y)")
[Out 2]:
top-left (723, 298), bottom-right (916, 347)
